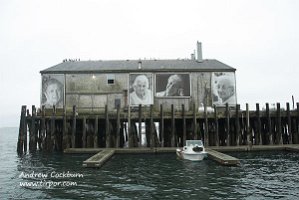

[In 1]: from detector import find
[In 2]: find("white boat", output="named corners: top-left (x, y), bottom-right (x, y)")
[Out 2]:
top-left (176, 140), bottom-right (208, 161)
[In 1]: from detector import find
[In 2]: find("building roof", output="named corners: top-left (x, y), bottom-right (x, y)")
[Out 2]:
top-left (40, 59), bottom-right (236, 74)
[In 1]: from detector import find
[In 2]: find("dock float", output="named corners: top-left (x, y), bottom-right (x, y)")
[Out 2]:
top-left (82, 149), bottom-right (115, 168)
top-left (206, 148), bottom-right (240, 166)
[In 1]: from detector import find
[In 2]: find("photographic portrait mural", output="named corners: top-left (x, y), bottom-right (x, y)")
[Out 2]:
top-left (212, 72), bottom-right (236, 106)
top-left (129, 74), bottom-right (153, 106)
top-left (156, 74), bottom-right (190, 97)
top-left (41, 74), bottom-right (64, 108)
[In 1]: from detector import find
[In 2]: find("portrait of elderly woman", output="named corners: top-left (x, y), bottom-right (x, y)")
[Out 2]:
top-left (156, 74), bottom-right (190, 97)
top-left (212, 72), bottom-right (236, 105)
top-left (129, 74), bottom-right (153, 106)
top-left (41, 76), bottom-right (64, 108)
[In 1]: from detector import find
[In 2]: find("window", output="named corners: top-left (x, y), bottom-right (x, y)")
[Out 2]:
top-left (107, 74), bottom-right (115, 85)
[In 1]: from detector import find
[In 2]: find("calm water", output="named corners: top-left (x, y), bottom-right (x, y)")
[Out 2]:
top-left (1, 127), bottom-right (299, 199)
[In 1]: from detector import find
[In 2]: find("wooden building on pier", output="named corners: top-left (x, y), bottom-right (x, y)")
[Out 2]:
top-left (40, 42), bottom-right (237, 112)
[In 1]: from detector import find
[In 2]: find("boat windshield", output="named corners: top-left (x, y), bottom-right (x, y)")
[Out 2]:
top-left (186, 140), bottom-right (203, 146)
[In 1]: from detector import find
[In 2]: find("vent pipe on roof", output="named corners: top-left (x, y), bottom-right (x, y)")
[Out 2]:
top-left (138, 60), bottom-right (142, 69)
top-left (191, 53), bottom-right (195, 60)
top-left (197, 41), bottom-right (203, 62)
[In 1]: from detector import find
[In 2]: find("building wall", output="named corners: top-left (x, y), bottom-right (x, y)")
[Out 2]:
top-left (41, 71), bottom-right (236, 111)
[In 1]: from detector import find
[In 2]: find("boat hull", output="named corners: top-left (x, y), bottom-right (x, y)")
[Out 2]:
top-left (176, 149), bottom-right (207, 161)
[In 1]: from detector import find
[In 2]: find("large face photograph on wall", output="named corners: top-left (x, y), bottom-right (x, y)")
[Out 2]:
top-left (129, 74), bottom-right (153, 106)
top-left (41, 74), bottom-right (64, 108)
top-left (212, 72), bottom-right (236, 105)
top-left (156, 74), bottom-right (190, 97)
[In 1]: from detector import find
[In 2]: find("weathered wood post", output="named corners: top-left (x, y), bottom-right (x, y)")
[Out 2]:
top-left (297, 102), bottom-right (299, 144)
top-left (150, 104), bottom-right (154, 147)
top-left (82, 117), bottom-right (87, 148)
top-left (50, 106), bottom-right (56, 151)
top-left (277, 103), bottom-right (283, 144)
top-left (94, 116), bottom-right (98, 148)
top-left (62, 108), bottom-right (69, 149)
top-left (236, 104), bottom-right (241, 146)
top-left (29, 105), bottom-right (37, 151)
top-left (160, 104), bottom-right (164, 147)
top-left (266, 103), bottom-right (273, 145)
top-left (171, 104), bottom-right (175, 147)
top-left (204, 103), bottom-right (209, 146)
top-left (17, 106), bottom-right (27, 154)
top-left (286, 102), bottom-right (292, 144)
top-left (105, 105), bottom-right (111, 148)
top-left (138, 104), bottom-right (142, 147)
top-left (225, 103), bottom-right (230, 146)
top-left (40, 106), bottom-right (46, 151)
top-left (214, 105), bottom-right (219, 147)
top-left (193, 103), bottom-right (198, 139)
top-left (115, 105), bottom-right (120, 148)
top-left (246, 103), bottom-right (251, 147)
top-left (182, 104), bottom-right (186, 147)
top-left (256, 103), bottom-right (262, 145)
top-left (128, 105), bottom-right (133, 148)
top-left (71, 105), bottom-right (77, 148)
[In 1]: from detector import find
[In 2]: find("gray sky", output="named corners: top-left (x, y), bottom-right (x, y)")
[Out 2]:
top-left (1, 0), bottom-right (299, 127)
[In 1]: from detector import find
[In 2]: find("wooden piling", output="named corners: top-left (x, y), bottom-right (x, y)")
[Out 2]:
top-left (50, 106), bottom-right (56, 151)
top-left (266, 103), bottom-right (273, 145)
top-left (171, 104), bottom-right (175, 147)
top-left (182, 104), bottom-right (186, 146)
top-left (71, 105), bottom-right (77, 148)
top-left (128, 105), bottom-right (133, 148)
top-left (62, 110), bottom-right (69, 149)
top-left (297, 102), bottom-right (299, 144)
top-left (236, 104), bottom-right (241, 146)
top-left (277, 103), bottom-right (283, 144)
top-left (256, 103), bottom-right (262, 145)
top-left (286, 103), bottom-right (292, 144)
top-left (105, 105), bottom-right (110, 148)
top-left (138, 104), bottom-right (142, 147)
top-left (225, 103), bottom-right (230, 146)
top-left (40, 106), bottom-right (46, 151)
top-left (17, 106), bottom-right (27, 154)
top-left (29, 106), bottom-right (37, 151)
top-left (214, 105), bottom-right (219, 147)
top-left (116, 106), bottom-right (120, 148)
top-left (204, 104), bottom-right (209, 146)
top-left (82, 117), bottom-right (87, 148)
top-left (160, 104), bottom-right (164, 147)
top-left (94, 116), bottom-right (98, 148)
top-left (193, 103), bottom-right (197, 139)
top-left (246, 103), bottom-right (251, 146)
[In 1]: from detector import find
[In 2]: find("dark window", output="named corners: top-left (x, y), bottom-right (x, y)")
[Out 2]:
top-left (107, 74), bottom-right (115, 85)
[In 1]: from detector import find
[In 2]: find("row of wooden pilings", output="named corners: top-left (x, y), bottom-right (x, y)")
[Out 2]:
top-left (17, 102), bottom-right (299, 154)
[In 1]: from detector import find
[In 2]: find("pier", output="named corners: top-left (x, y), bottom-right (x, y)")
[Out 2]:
top-left (17, 102), bottom-right (299, 154)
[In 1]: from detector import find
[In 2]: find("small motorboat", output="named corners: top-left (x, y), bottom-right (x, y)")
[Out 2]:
top-left (176, 140), bottom-right (208, 161)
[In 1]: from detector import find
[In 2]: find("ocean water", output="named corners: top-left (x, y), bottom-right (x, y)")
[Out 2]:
top-left (0, 127), bottom-right (299, 200)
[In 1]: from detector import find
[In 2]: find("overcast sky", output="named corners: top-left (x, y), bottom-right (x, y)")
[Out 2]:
top-left (1, 0), bottom-right (299, 127)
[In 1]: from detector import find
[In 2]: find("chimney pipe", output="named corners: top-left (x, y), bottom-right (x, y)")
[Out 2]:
top-left (197, 41), bottom-right (203, 62)
top-left (191, 53), bottom-right (195, 60)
